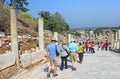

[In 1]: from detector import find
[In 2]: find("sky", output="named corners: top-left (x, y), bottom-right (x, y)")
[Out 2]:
top-left (27, 0), bottom-right (120, 29)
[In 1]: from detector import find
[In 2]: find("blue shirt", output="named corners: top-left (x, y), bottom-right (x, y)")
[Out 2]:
top-left (69, 42), bottom-right (78, 53)
top-left (46, 42), bottom-right (60, 59)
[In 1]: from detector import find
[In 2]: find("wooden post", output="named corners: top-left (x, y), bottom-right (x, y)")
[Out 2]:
top-left (10, 8), bottom-right (19, 66)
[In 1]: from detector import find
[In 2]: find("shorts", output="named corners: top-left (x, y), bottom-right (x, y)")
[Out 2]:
top-left (50, 57), bottom-right (59, 66)
top-left (70, 53), bottom-right (77, 62)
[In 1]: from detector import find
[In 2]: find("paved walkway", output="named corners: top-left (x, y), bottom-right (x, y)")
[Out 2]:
top-left (11, 49), bottom-right (120, 79)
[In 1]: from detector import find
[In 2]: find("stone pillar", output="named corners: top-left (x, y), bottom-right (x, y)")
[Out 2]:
top-left (38, 17), bottom-right (44, 51)
top-left (103, 34), bottom-right (106, 43)
top-left (54, 32), bottom-right (58, 41)
top-left (118, 30), bottom-right (120, 40)
top-left (10, 8), bottom-right (19, 66)
top-left (99, 33), bottom-right (102, 42)
top-left (86, 34), bottom-right (89, 40)
top-left (68, 34), bottom-right (71, 44)
top-left (111, 33), bottom-right (114, 48)
top-left (115, 31), bottom-right (118, 40)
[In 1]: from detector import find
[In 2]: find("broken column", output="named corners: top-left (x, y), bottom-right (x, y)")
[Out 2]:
top-left (10, 7), bottom-right (19, 66)
top-left (54, 32), bottom-right (58, 41)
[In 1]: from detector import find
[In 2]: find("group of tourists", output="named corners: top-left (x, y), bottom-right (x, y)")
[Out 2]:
top-left (46, 37), bottom-right (112, 78)
top-left (46, 38), bottom-right (85, 78)
top-left (97, 42), bottom-right (111, 51)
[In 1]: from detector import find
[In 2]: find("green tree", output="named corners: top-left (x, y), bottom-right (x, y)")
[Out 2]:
top-left (53, 12), bottom-right (70, 32)
top-left (38, 11), bottom-right (70, 32)
top-left (0, 0), bottom-right (29, 12)
top-left (38, 11), bottom-right (51, 30)
top-left (75, 32), bottom-right (81, 37)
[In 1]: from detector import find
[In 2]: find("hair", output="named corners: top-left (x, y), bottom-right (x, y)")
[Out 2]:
top-left (79, 42), bottom-right (81, 45)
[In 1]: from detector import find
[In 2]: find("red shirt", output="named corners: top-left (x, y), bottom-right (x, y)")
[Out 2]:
top-left (85, 42), bottom-right (88, 48)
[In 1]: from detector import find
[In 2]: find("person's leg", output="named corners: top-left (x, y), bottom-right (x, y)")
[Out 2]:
top-left (79, 53), bottom-right (81, 63)
top-left (93, 48), bottom-right (95, 53)
top-left (60, 57), bottom-right (64, 70)
top-left (72, 53), bottom-right (77, 70)
top-left (54, 65), bottom-right (58, 76)
top-left (65, 56), bottom-right (68, 68)
top-left (78, 53), bottom-right (80, 63)
top-left (86, 47), bottom-right (88, 52)
top-left (53, 58), bottom-right (59, 76)
top-left (47, 59), bottom-right (53, 77)
top-left (80, 53), bottom-right (83, 64)
top-left (48, 65), bottom-right (52, 74)
top-left (70, 53), bottom-right (75, 70)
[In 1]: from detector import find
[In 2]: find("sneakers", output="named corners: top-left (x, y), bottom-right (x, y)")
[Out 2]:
top-left (54, 74), bottom-right (58, 77)
top-left (72, 67), bottom-right (76, 71)
top-left (65, 67), bottom-right (68, 69)
top-left (47, 73), bottom-right (50, 78)
top-left (47, 73), bottom-right (58, 78)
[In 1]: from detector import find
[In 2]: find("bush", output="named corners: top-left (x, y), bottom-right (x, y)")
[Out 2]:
top-left (20, 12), bottom-right (33, 19)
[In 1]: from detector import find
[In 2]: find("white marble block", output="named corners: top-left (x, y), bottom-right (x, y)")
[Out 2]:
top-left (0, 52), bottom-right (15, 70)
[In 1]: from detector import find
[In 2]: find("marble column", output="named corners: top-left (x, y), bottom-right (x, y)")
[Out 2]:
top-left (118, 30), bottom-right (120, 40)
top-left (38, 17), bottom-right (44, 51)
top-left (68, 34), bottom-right (71, 44)
top-left (111, 33), bottom-right (114, 48)
top-left (10, 8), bottom-right (19, 66)
top-left (54, 32), bottom-right (58, 44)
top-left (115, 31), bottom-right (118, 40)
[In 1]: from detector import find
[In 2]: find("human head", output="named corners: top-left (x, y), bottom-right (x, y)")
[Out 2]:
top-left (62, 40), bottom-right (67, 45)
top-left (51, 37), bottom-right (57, 42)
top-left (79, 42), bottom-right (82, 45)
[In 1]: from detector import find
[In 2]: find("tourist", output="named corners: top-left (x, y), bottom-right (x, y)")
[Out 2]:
top-left (105, 42), bottom-right (109, 51)
top-left (109, 42), bottom-right (112, 50)
top-left (88, 42), bottom-right (91, 53)
top-left (77, 42), bottom-right (84, 64)
top-left (59, 41), bottom-right (69, 71)
top-left (69, 40), bottom-right (78, 71)
top-left (85, 41), bottom-right (88, 52)
top-left (46, 37), bottom-right (60, 78)
top-left (91, 42), bottom-right (95, 53)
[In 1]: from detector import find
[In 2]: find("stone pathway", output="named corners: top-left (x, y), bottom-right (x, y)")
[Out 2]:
top-left (11, 49), bottom-right (120, 79)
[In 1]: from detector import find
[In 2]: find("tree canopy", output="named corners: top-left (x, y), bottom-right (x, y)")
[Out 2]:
top-left (0, 0), bottom-right (29, 12)
top-left (38, 11), bottom-right (70, 32)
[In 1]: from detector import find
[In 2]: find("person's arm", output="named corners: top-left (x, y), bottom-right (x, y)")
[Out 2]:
top-left (46, 50), bottom-right (50, 62)
top-left (57, 45), bottom-right (60, 54)
top-left (46, 47), bottom-right (50, 61)
top-left (65, 45), bottom-right (69, 52)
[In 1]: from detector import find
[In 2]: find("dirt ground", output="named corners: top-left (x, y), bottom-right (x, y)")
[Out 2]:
top-left (0, 65), bottom-right (19, 79)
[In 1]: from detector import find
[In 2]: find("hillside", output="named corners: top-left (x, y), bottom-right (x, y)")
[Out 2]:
top-left (0, 10), bottom-right (67, 54)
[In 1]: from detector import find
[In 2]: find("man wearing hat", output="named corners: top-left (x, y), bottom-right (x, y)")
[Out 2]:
top-left (46, 37), bottom-right (60, 78)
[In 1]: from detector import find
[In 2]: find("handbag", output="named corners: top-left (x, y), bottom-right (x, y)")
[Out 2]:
top-left (62, 45), bottom-right (70, 56)
top-left (56, 45), bottom-right (59, 56)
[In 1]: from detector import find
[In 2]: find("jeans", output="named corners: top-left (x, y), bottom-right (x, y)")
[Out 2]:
top-left (78, 53), bottom-right (83, 63)
top-left (60, 55), bottom-right (68, 70)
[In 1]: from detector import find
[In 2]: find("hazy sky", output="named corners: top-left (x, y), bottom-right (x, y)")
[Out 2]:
top-left (27, 0), bottom-right (120, 28)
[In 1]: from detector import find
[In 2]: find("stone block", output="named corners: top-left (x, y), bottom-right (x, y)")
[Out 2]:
top-left (0, 52), bottom-right (15, 70)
